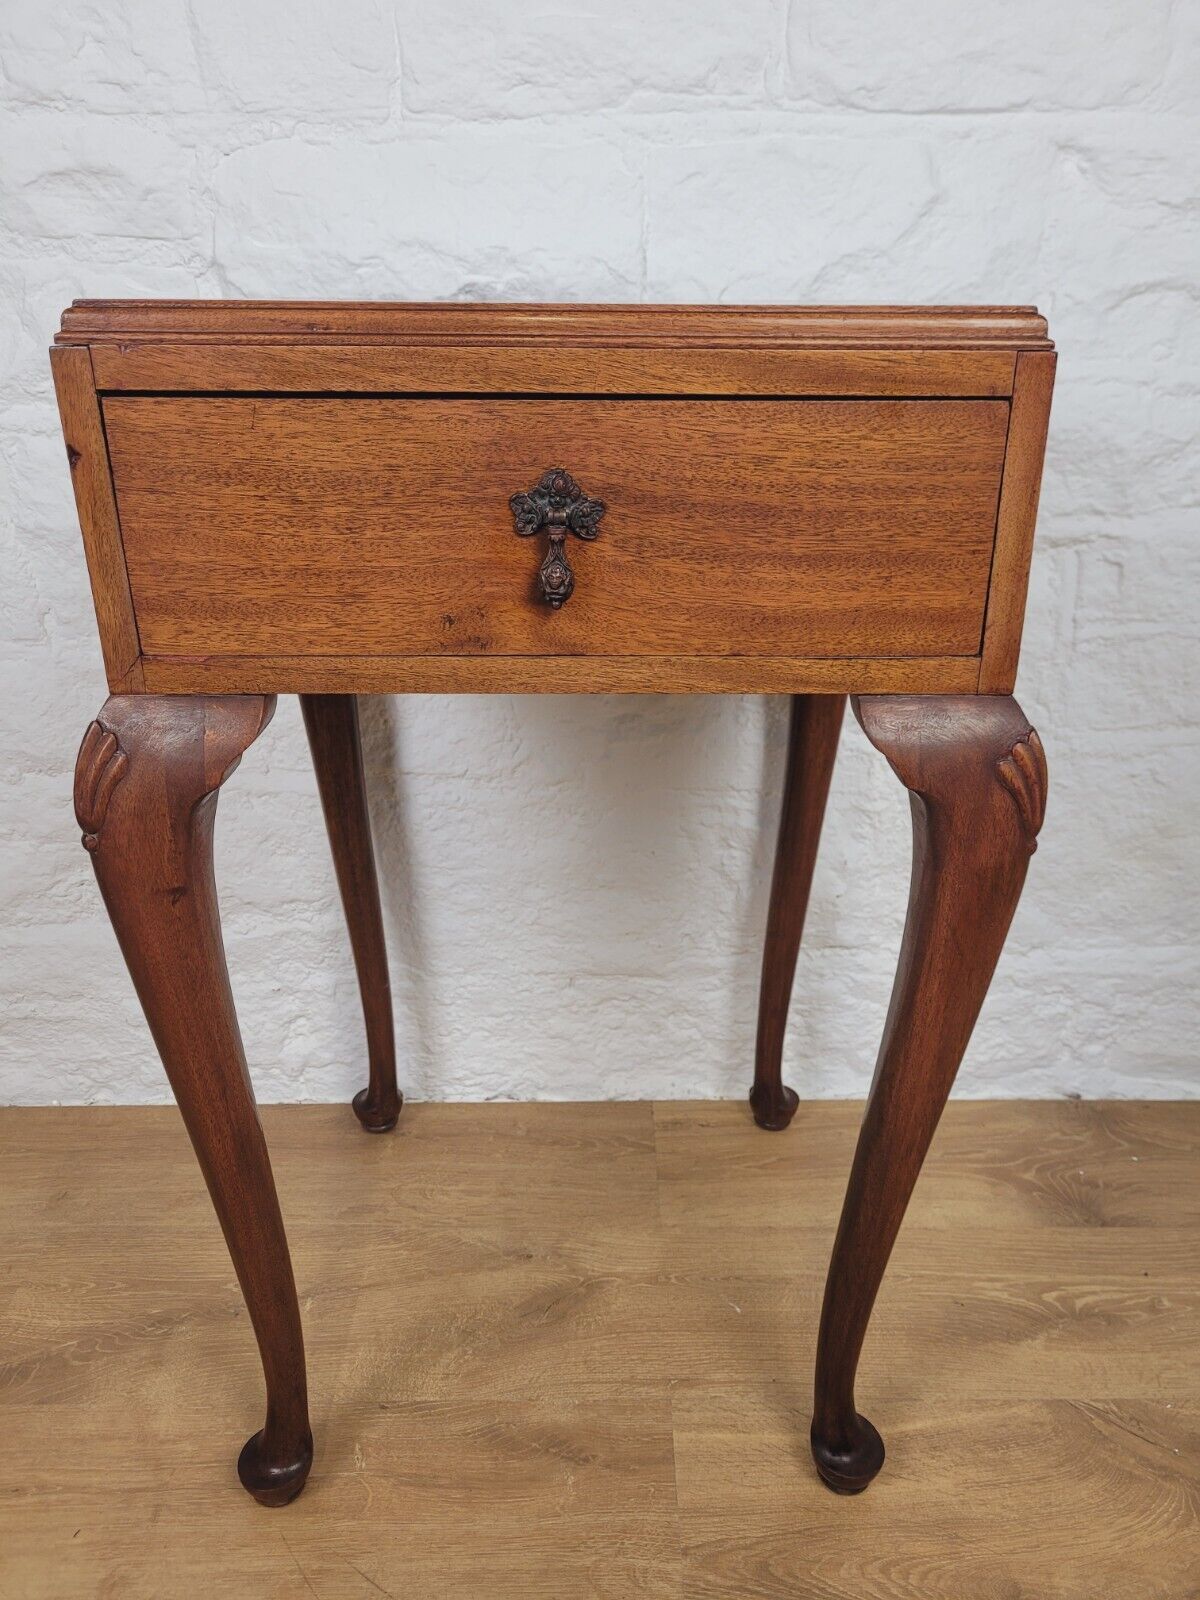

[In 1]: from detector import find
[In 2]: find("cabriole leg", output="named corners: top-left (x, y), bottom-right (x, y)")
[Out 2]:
top-left (752, 694), bottom-right (846, 1129)
top-left (300, 694), bottom-right (401, 1132)
top-left (74, 694), bottom-right (312, 1506)
top-left (811, 694), bottom-right (1047, 1492)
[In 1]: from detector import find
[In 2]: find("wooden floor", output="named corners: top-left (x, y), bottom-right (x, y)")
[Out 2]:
top-left (1, 1100), bottom-right (1196, 1599)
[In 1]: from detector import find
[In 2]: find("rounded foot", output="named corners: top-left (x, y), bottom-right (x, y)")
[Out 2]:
top-left (237, 1429), bottom-right (313, 1507)
top-left (352, 1086), bottom-right (401, 1133)
top-left (810, 1414), bottom-right (885, 1494)
top-left (749, 1083), bottom-right (799, 1131)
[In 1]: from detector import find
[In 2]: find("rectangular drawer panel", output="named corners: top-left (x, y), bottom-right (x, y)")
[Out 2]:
top-left (104, 398), bottom-right (1009, 661)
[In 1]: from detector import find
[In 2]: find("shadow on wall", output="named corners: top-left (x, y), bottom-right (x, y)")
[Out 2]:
top-left (355, 692), bottom-right (789, 1100)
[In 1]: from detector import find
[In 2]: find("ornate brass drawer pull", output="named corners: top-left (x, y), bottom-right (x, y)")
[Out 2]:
top-left (510, 468), bottom-right (605, 609)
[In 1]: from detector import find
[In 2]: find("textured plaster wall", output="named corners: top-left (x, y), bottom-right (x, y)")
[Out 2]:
top-left (1, 2), bottom-right (1196, 1106)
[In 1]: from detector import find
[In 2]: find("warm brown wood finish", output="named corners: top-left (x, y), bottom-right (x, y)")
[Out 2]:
top-left (49, 346), bottom-right (142, 691)
top-left (58, 299), bottom-right (1052, 344)
top-left (979, 350), bottom-right (1058, 691)
top-left (138, 651), bottom-right (982, 696)
top-left (87, 343), bottom-right (1018, 395)
top-left (752, 694), bottom-right (846, 1130)
top-left (103, 396), bottom-right (1009, 662)
top-left (73, 695), bottom-right (312, 1506)
top-left (300, 694), bottom-right (401, 1132)
top-left (52, 301), bottom-right (1059, 1509)
top-left (811, 695), bottom-right (1047, 1492)
top-left (53, 299), bottom-right (1054, 697)
top-left (2, 1101), bottom-right (1195, 1600)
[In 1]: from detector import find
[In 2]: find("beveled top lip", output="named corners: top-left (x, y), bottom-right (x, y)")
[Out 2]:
top-left (57, 300), bottom-right (1052, 350)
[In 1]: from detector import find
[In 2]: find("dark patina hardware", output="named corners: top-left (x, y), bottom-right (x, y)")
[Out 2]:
top-left (510, 468), bottom-right (605, 609)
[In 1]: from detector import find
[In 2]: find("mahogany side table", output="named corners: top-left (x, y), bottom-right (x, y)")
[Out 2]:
top-left (52, 301), bottom-right (1054, 1506)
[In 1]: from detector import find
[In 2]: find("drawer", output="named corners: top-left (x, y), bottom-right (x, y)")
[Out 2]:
top-left (103, 396), bottom-right (1009, 663)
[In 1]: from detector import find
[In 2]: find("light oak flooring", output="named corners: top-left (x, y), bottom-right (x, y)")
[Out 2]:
top-left (1, 1100), bottom-right (1196, 1599)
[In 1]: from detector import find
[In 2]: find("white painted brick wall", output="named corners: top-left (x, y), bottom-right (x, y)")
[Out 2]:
top-left (1, 1), bottom-right (1196, 1105)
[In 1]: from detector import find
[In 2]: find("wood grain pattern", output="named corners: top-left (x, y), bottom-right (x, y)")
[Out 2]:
top-left (51, 300), bottom-right (1055, 698)
top-left (1, 1100), bottom-right (1194, 1600)
top-left (58, 300), bottom-right (1053, 347)
top-left (978, 349), bottom-right (1058, 691)
top-left (87, 341), bottom-right (1018, 396)
top-left (136, 651), bottom-right (983, 696)
top-left (103, 396), bottom-right (1009, 662)
top-left (48, 345), bottom-right (142, 692)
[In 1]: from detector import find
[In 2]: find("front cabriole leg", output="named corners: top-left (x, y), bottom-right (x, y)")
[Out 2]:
top-left (811, 695), bottom-right (1047, 1493)
top-left (75, 695), bottom-right (313, 1506)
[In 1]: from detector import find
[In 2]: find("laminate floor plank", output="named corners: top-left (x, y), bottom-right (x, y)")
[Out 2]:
top-left (1, 1101), bottom-right (1195, 1599)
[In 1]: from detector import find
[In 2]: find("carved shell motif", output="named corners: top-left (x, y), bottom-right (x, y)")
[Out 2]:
top-left (996, 730), bottom-right (1047, 853)
top-left (74, 721), bottom-right (129, 852)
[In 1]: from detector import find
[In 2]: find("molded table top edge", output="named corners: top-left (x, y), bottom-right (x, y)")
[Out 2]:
top-left (57, 300), bottom-right (1054, 350)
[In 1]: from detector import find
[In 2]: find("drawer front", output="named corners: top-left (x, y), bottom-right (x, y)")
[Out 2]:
top-left (104, 397), bottom-right (1008, 662)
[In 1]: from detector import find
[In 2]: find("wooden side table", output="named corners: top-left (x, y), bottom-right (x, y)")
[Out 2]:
top-left (52, 302), bottom-right (1055, 1506)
